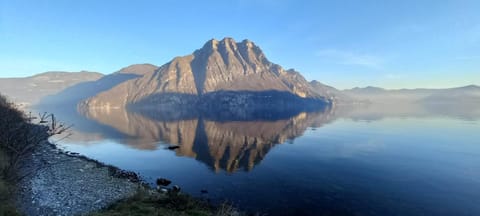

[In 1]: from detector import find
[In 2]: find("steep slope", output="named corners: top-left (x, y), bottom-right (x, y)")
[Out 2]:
top-left (0, 71), bottom-right (103, 107)
top-left (83, 38), bottom-right (327, 109)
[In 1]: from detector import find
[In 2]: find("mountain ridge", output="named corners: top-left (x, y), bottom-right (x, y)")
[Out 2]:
top-left (343, 84), bottom-right (480, 104)
top-left (81, 38), bottom-right (330, 110)
top-left (345, 85), bottom-right (480, 92)
top-left (11, 38), bottom-right (477, 110)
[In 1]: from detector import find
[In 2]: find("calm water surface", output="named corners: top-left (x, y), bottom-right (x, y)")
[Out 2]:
top-left (53, 105), bottom-right (480, 216)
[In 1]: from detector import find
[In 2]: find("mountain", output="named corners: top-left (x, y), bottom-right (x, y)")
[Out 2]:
top-left (81, 38), bottom-right (330, 111)
top-left (0, 71), bottom-right (103, 107)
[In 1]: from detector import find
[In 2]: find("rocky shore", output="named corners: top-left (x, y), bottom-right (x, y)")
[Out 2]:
top-left (16, 140), bottom-right (142, 216)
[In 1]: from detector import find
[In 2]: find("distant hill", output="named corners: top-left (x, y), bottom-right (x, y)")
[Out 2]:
top-left (421, 85), bottom-right (480, 104)
top-left (343, 85), bottom-right (480, 104)
top-left (0, 71), bottom-right (103, 107)
top-left (38, 64), bottom-right (157, 106)
top-left (309, 80), bottom-right (354, 104)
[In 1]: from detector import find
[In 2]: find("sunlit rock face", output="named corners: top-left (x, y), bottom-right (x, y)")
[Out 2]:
top-left (81, 38), bottom-right (329, 110)
top-left (79, 106), bottom-right (335, 173)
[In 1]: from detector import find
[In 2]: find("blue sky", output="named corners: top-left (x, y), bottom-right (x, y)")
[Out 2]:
top-left (0, 0), bottom-right (479, 89)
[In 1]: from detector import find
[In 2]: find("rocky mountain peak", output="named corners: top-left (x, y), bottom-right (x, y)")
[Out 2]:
top-left (197, 38), bottom-right (265, 62)
top-left (82, 38), bottom-right (328, 109)
top-left (202, 38), bottom-right (219, 51)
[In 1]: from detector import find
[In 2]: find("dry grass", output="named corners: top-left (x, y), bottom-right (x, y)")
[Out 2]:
top-left (215, 202), bottom-right (241, 216)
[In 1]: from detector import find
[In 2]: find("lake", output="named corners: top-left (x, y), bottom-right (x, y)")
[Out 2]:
top-left (51, 104), bottom-right (480, 215)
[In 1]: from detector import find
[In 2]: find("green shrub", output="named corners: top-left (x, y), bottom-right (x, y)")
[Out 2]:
top-left (90, 188), bottom-right (238, 216)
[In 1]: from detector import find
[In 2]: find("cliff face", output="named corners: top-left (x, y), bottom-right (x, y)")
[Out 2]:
top-left (82, 38), bottom-right (325, 109)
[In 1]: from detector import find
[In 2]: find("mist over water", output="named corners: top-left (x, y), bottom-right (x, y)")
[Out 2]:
top-left (48, 104), bottom-right (480, 216)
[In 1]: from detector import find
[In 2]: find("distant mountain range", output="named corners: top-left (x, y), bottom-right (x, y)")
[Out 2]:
top-left (343, 85), bottom-right (480, 104)
top-left (0, 38), bottom-right (478, 110)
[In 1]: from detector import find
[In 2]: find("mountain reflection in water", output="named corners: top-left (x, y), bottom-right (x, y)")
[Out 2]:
top-left (48, 103), bottom-right (480, 215)
top-left (76, 106), bottom-right (335, 173)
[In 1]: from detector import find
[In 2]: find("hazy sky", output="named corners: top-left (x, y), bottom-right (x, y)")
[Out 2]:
top-left (1, 0), bottom-right (479, 89)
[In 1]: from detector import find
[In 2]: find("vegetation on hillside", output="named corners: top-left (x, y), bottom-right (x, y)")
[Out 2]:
top-left (0, 94), bottom-right (25, 215)
top-left (0, 94), bottom-right (71, 215)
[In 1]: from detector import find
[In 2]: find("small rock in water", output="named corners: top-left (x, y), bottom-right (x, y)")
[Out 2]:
top-left (167, 145), bottom-right (180, 150)
top-left (115, 171), bottom-right (140, 182)
top-left (156, 178), bottom-right (172, 186)
top-left (172, 185), bottom-right (181, 193)
top-left (159, 188), bottom-right (168, 194)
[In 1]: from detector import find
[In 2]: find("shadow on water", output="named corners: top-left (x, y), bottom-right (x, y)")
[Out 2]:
top-left (130, 90), bottom-right (330, 122)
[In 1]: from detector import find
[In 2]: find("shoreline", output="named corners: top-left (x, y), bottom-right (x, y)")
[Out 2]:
top-left (15, 140), bottom-right (241, 216)
top-left (16, 140), bottom-right (144, 216)
top-left (0, 94), bottom-right (241, 216)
